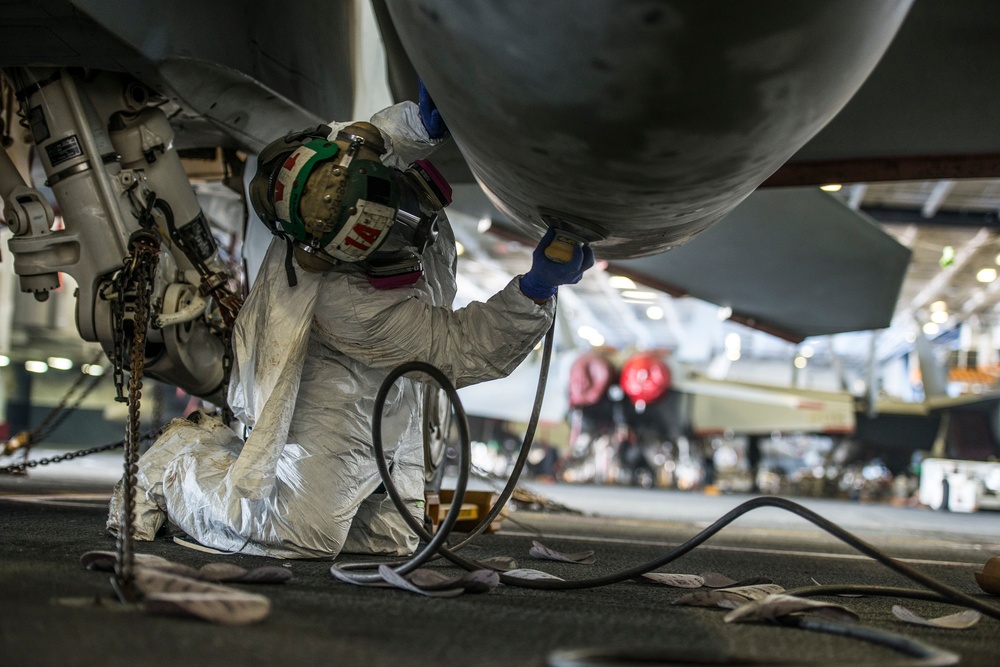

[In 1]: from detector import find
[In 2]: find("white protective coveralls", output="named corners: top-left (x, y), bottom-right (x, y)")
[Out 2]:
top-left (108, 102), bottom-right (554, 558)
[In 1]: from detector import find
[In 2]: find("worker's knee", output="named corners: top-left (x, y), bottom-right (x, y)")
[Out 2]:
top-left (342, 492), bottom-right (422, 555)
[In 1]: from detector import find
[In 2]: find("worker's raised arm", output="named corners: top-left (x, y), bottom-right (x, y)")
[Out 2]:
top-left (313, 271), bottom-right (552, 389)
top-left (311, 223), bottom-right (595, 388)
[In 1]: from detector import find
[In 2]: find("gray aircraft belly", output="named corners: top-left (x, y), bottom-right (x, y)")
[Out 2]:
top-left (383, 0), bottom-right (913, 258)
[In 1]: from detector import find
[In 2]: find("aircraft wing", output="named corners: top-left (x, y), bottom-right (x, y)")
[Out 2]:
top-left (677, 375), bottom-right (857, 436)
top-left (607, 188), bottom-right (911, 341)
top-left (452, 184), bottom-right (911, 342)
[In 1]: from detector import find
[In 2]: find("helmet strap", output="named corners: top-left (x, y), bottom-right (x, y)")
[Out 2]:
top-left (282, 236), bottom-right (298, 287)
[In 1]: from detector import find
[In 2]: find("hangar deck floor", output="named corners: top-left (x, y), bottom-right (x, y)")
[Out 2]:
top-left (2, 450), bottom-right (998, 667)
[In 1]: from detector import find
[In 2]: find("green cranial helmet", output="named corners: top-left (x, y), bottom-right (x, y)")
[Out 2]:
top-left (249, 122), bottom-right (400, 272)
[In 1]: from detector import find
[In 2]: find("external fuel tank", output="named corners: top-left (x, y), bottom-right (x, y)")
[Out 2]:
top-left (384, 1), bottom-right (914, 258)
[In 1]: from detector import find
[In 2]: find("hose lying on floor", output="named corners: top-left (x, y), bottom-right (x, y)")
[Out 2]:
top-left (329, 316), bottom-right (996, 665)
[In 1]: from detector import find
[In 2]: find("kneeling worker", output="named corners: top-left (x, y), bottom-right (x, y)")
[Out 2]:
top-left (108, 90), bottom-right (594, 558)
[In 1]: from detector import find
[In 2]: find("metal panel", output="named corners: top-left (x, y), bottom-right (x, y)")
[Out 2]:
top-left (686, 378), bottom-right (856, 436)
top-left (460, 185), bottom-right (910, 341)
top-left (610, 188), bottom-right (911, 340)
top-left (789, 0), bottom-right (1000, 164)
top-left (0, 0), bottom-right (355, 150)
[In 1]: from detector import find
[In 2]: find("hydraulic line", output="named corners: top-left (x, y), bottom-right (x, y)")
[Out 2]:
top-left (785, 585), bottom-right (963, 605)
top-left (332, 319), bottom-right (558, 584)
top-left (337, 296), bottom-right (1000, 627)
top-left (332, 361), bottom-right (474, 585)
top-left (546, 616), bottom-right (961, 666)
top-left (441, 313), bottom-right (556, 549)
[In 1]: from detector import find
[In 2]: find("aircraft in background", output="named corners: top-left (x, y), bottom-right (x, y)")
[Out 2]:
top-left (547, 343), bottom-right (1000, 495)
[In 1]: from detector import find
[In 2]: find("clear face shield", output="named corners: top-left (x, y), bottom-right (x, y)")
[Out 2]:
top-left (250, 122), bottom-right (452, 287)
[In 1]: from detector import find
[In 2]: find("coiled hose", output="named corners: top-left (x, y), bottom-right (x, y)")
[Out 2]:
top-left (331, 318), bottom-right (998, 666)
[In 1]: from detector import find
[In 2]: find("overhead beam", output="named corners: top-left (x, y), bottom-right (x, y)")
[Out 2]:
top-left (761, 154), bottom-right (1000, 187)
top-left (862, 206), bottom-right (1000, 228)
top-left (921, 180), bottom-right (956, 219)
top-left (847, 183), bottom-right (867, 210)
top-left (892, 224), bottom-right (920, 249)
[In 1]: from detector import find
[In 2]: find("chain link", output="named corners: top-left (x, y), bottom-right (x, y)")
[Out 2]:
top-left (0, 438), bottom-right (128, 475)
top-left (2, 354), bottom-right (110, 473)
top-left (108, 256), bottom-right (129, 403)
top-left (110, 230), bottom-right (160, 603)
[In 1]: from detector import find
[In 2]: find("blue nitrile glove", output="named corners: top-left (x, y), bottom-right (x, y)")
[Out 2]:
top-left (519, 228), bottom-right (596, 301)
top-left (418, 78), bottom-right (448, 139)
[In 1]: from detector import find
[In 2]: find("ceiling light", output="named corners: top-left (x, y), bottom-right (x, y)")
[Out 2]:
top-left (717, 306), bottom-right (733, 321)
top-left (0, 355), bottom-right (8, 367)
top-left (477, 217), bottom-right (492, 233)
top-left (930, 300), bottom-right (947, 312)
top-left (25, 360), bottom-right (48, 373)
top-left (930, 310), bottom-right (949, 324)
top-left (576, 324), bottom-right (607, 348)
top-left (922, 322), bottom-right (940, 335)
top-left (725, 349), bottom-right (741, 361)
top-left (608, 275), bottom-right (636, 290)
top-left (799, 345), bottom-right (814, 358)
top-left (620, 290), bottom-right (657, 301)
top-left (725, 333), bottom-right (741, 351)
top-left (82, 364), bottom-right (105, 377)
top-left (793, 356), bottom-right (808, 369)
top-left (47, 356), bottom-right (73, 370)
top-left (646, 305), bottom-right (664, 320)
top-left (977, 267), bottom-right (997, 283)
top-left (820, 184), bottom-right (842, 192)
